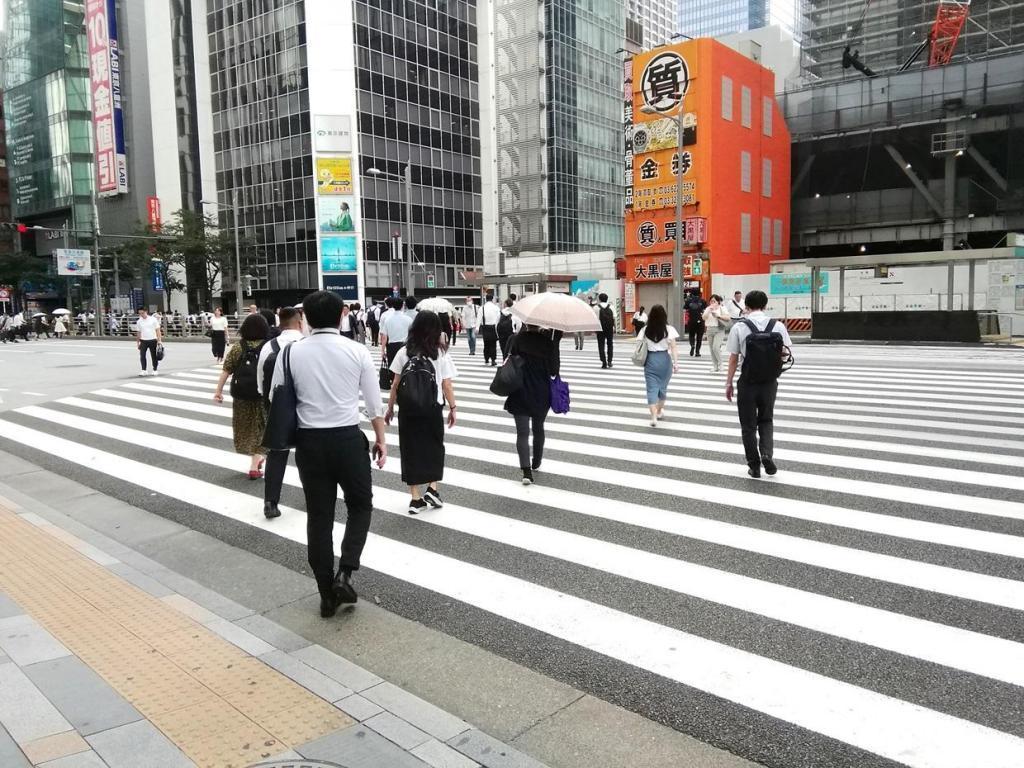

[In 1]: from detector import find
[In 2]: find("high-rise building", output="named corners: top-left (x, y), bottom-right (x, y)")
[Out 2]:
top-left (679, 0), bottom-right (799, 41)
top-left (627, 0), bottom-right (678, 48)
top-left (205, 0), bottom-right (495, 305)
top-left (495, 0), bottom-right (625, 260)
top-left (2, 0), bottom-right (216, 313)
top-left (801, 0), bottom-right (1024, 84)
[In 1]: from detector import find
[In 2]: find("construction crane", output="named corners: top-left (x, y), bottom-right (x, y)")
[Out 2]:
top-left (842, 0), bottom-right (970, 78)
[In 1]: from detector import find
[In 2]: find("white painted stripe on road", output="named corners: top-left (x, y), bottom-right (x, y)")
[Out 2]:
top-left (31, 395), bottom-right (1024, 560)
top-left (148, 375), bottom-right (1024, 478)
top-left (55, 393), bottom-right (1024, 610)
top-left (0, 418), bottom-right (1022, 768)
top-left (41, 398), bottom-right (1024, 683)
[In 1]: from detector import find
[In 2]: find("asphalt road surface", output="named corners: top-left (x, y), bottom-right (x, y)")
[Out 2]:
top-left (1, 336), bottom-right (1023, 768)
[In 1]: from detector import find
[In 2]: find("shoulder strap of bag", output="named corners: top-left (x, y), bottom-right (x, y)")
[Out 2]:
top-left (741, 318), bottom-right (758, 333)
top-left (764, 319), bottom-right (776, 334)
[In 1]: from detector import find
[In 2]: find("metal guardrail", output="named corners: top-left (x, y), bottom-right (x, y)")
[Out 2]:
top-left (977, 311), bottom-right (1023, 345)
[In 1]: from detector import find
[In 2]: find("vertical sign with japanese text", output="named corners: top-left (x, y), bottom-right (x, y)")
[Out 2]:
top-left (86, 0), bottom-right (128, 197)
top-left (623, 58), bottom-right (634, 212)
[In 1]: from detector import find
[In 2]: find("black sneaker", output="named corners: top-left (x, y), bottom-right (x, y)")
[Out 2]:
top-left (423, 488), bottom-right (443, 508)
top-left (333, 571), bottom-right (358, 604)
top-left (747, 462), bottom-right (762, 479)
top-left (263, 501), bottom-right (281, 519)
top-left (408, 498), bottom-right (429, 515)
top-left (531, 459), bottom-right (542, 470)
top-left (522, 468), bottom-right (534, 485)
top-left (601, 363), bottom-right (607, 369)
top-left (762, 457), bottom-right (778, 476)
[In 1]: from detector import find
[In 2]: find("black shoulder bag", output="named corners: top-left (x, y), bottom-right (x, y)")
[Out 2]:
top-left (263, 344), bottom-right (298, 451)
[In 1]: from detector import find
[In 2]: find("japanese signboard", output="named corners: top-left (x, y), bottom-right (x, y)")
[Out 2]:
top-left (769, 272), bottom-right (829, 295)
top-left (56, 250), bottom-right (93, 277)
top-left (147, 196), bottom-right (161, 230)
top-left (627, 211), bottom-right (708, 252)
top-left (318, 197), bottom-right (357, 233)
top-left (314, 116), bottom-right (353, 153)
top-left (625, 43), bottom-right (700, 226)
top-left (316, 157), bottom-right (353, 195)
top-left (86, 0), bottom-right (128, 197)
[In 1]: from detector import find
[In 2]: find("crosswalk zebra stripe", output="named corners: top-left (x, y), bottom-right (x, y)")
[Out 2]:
top-left (39, 389), bottom-right (1024, 559)
top-left (2, 417), bottom-right (1024, 768)
top-left (52, 393), bottom-right (1024, 610)
top-left (26, 400), bottom-right (1024, 684)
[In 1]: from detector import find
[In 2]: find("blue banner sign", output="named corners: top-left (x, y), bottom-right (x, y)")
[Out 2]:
top-left (769, 272), bottom-right (829, 295)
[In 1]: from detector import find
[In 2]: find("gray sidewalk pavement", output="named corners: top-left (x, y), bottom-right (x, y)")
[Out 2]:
top-left (0, 449), bottom-right (756, 768)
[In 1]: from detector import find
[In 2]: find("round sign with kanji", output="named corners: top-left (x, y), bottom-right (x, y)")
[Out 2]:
top-left (0, 288), bottom-right (9, 301)
top-left (640, 51), bottom-right (689, 114)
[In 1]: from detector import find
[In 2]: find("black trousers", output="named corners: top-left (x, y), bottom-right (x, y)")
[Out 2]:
top-left (596, 332), bottom-right (613, 366)
top-left (736, 378), bottom-right (778, 465)
top-left (139, 339), bottom-right (158, 370)
top-left (481, 325), bottom-right (497, 363)
top-left (369, 326), bottom-right (379, 346)
top-left (498, 334), bottom-right (512, 360)
top-left (294, 426), bottom-right (373, 599)
top-left (264, 449), bottom-right (289, 504)
top-left (513, 413), bottom-right (547, 470)
top-left (688, 322), bottom-right (706, 354)
top-left (383, 341), bottom-right (404, 387)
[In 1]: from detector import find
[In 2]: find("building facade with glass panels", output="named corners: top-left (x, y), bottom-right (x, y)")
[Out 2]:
top-left (679, 0), bottom-right (799, 41)
top-left (627, 0), bottom-right (677, 48)
top-left (496, 0), bottom-right (625, 259)
top-left (206, 0), bottom-right (493, 305)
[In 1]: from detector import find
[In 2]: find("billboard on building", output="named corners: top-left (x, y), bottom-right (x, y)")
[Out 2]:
top-left (314, 116), bottom-right (353, 153)
top-left (316, 157), bottom-right (353, 195)
top-left (56, 249), bottom-right (93, 276)
top-left (86, 0), bottom-right (128, 196)
top-left (320, 236), bottom-right (358, 273)
top-left (318, 197), bottom-right (357, 233)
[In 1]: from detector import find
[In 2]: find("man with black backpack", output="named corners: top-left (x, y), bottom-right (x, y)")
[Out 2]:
top-left (595, 293), bottom-right (616, 369)
top-left (256, 307), bottom-right (305, 519)
top-left (497, 298), bottom-right (518, 360)
top-left (725, 290), bottom-right (793, 478)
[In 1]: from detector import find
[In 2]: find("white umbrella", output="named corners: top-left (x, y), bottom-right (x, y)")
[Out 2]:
top-left (32, 312), bottom-right (47, 318)
top-left (416, 297), bottom-right (454, 315)
top-left (511, 291), bottom-right (601, 333)
top-left (52, 308), bottom-right (71, 315)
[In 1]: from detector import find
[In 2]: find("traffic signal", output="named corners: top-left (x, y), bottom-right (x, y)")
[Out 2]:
top-left (0, 222), bottom-right (29, 233)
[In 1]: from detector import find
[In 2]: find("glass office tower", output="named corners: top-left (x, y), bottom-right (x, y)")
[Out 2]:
top-left (496, 0), bottom-right (625, 257)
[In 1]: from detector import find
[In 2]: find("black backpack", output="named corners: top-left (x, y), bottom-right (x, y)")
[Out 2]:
top-left (261, 338), bottom-right (282, 405)
top-left (230, 342), bottom-right (264, 401)
top-left (599, 305), bottom-right (614, 333)
top-left (397, 355), bottom-right (438, 413)
top-left (740, 319), bottom-right (793, 384)
top-left (497, 312), bottom-right (514, 339)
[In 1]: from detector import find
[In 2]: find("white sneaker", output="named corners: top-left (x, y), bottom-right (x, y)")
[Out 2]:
top-left (151, 370), bottom-right (159, 377)
top-left (649, 417), bottom-right (657, 427)
top-left (656, 411), bottom-right (664, 420)
top-left (139, 371), bottom-right (147, 377)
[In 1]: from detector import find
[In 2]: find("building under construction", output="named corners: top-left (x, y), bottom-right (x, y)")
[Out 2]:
top-left (783, 1), bottom-right (1024, 258)
top-left (802, 0), bottom-right (1024, 83)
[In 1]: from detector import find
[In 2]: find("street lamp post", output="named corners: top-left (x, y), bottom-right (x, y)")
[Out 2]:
top-left (200, 194), bottom-right (243, 313)
top-left (368, 165), bottom-right (413, 293)
top-left (641, 105), bottom-right (685, 329)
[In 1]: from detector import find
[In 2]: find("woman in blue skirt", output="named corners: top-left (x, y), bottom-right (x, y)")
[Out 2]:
top-left (639, 304), bottom-right (679, 427)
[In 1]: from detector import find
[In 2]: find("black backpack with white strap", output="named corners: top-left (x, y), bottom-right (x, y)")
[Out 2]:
top-left (397, 354), bottom-right (438, 413)
top-left (740, 319), bottom-right (793, 384)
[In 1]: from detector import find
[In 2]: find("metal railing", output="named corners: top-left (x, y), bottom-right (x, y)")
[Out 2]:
top-left (977, 311), bottom-right (1023, 345)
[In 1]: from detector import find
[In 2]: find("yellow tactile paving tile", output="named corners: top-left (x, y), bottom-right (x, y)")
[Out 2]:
top-left (0, 505), bottom-right (353, 767)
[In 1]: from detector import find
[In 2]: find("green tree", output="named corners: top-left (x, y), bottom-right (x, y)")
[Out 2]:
top-left (0, 250), bottom-right (55, 306)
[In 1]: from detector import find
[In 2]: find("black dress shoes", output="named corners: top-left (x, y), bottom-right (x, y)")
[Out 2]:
top-left (264, 501), bottom-right (281, 519)
top-left (320, 594), bottom-right (339, 618)
top-left (761, 457), bottom-right (778, 476)
top-left (333, 571), bottom-right (358, 604)
top-left (747, 462), bottom-right (762, 479)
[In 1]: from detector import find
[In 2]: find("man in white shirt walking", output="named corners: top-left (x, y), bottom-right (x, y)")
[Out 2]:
top-left (379, 296), bottom-right (413, 386)
top-left (727, 290), bottom-right (745, 329)
top-left (461, 296), bottom-right (479, 355)
top-left (257, 307), bottom-right (305, 519)
top-left (725, 290), bottom-right (792, 478)
top-left (135, 308), bottom-right (163, 376)
top-left (478, 294), bottom-right (501, 366)
top-left (271, 290), bottom-right (387, 618)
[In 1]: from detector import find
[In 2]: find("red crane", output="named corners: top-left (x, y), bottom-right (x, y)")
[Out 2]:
top-left (929, 1), bottom-right (971, 67)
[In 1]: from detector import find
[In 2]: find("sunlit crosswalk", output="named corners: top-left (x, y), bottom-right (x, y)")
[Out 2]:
top-left (1, 341), bottom-right (1023, 768)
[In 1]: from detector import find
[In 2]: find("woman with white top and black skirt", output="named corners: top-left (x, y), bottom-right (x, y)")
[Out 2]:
top-left (385, 311), bottom-right (458, 514)
top-left (209, 306), bottom-right (229, 362)
top-left (640, 304), bottom-right (679, 427)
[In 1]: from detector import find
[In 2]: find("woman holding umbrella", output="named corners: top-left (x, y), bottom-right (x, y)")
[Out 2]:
top-left (502, 292), bottom-right (596, 484)
top-left (53, 314), bottom-right (67, 339)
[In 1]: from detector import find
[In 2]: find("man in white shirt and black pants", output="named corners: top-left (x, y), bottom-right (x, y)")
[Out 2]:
top-left (478, 294), bottom-right (501, 366)
top-left (726, 290), bottom-right (744, 329)
top-left (257, 307), bottom-right (305, 520)
top-left (135, 308), bottom-right (163, 376)
top-left (270, 290), bottom-right (387, 618)
top-left (725, 290), bottom-right (792, 479)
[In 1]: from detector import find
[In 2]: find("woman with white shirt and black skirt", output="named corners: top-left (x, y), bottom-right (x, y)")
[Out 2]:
top-left (639, 304), bottom-right (679, 427)
top-left (385, 311), bottom-right (458, 514)
top-left (209, 306), bottom-right (229, 362)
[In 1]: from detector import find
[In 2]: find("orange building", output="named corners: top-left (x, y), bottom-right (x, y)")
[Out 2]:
top-left (623, 39), bottom-right (790, 317)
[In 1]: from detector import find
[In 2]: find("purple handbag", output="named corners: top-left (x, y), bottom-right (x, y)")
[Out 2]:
top-left (549, 375), bottom-right (570, 414)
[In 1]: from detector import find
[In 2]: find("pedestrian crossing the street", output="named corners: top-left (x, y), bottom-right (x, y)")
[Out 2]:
top-left (1, 342), bottom-right (1023, 768)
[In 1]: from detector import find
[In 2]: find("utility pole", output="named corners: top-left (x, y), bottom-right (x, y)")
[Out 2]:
top-left (672, 114), bottom-right (684, 331)
top-left (232, 191), bottom-right (243, 313)
top-left (404, 163), bottom-right (413, 294)
top-left (92, 200), bottom-right (102, 336)
top-left (63, 219), bottom-right (72, 311)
